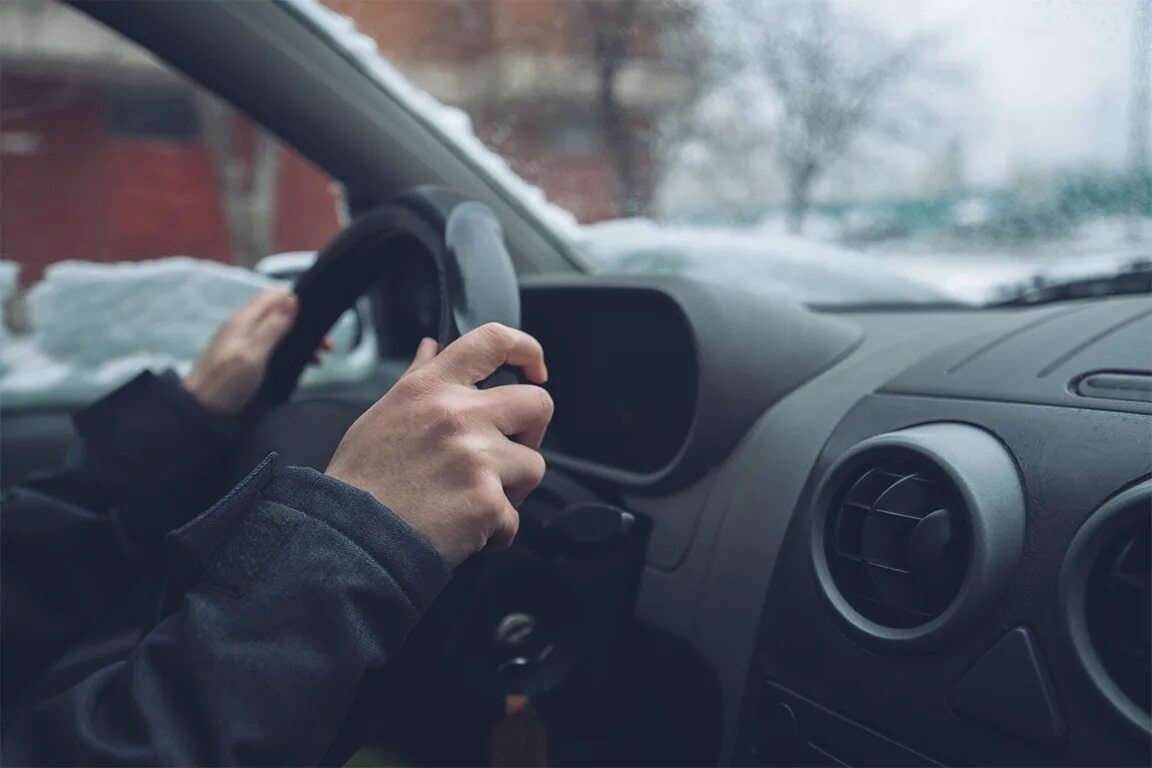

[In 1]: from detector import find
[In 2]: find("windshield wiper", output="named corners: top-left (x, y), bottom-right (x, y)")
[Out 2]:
top-left (994, 257), bottom-right (1152, 306)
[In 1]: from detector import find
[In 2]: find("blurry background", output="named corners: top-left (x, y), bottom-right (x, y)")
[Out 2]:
top-left (0, 0), bottom-right (1148, 406)
top-left (2, 0), bottom-right (1148, 276)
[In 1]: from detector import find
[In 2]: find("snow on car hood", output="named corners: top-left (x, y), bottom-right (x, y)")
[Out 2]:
top-left (573, 220), bottom-right (952, 305)
top-left (0, 258), bottom-right (373, 409)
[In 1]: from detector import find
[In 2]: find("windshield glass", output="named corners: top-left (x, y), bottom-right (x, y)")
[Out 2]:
top-left (325, 0), bottom-right (1150, 306)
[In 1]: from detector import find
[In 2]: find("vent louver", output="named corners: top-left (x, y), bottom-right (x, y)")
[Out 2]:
top-left (811, 424), bottom-right (1025, 647)
top-left (1086, 516), bottom-right (1151, 717)
top-left (826, 461), bottom-right (971, 629)
top-left (1061, 480), bottom-right (1151, 735)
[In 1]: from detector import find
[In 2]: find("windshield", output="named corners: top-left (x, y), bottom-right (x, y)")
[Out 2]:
top-left (323, 0), bottom-right (1150, 306)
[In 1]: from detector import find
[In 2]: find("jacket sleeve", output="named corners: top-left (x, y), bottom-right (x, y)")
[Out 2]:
top-left (1, 371), bottom-right (238, 704)
top-left (0, 455), bottom-right (451, 767)
top-left (57, 369), bottom-right (239, 554)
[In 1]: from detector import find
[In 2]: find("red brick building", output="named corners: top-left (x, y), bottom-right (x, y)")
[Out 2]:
top-left (329, 0), bottom-right (689, 222)
top-left (0, 1), bottom-right (341, 284)
top-left (0, 1), bottom-right (687, 285)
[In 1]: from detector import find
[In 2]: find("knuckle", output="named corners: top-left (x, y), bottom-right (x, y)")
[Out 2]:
top-left (452, 436), bottom-right (489, 477)
top-left (455, 397), bottom-right (484, 424)
top-left (477, 322), bottom-right (511, 348)
top-left (526, 451), bottom-right (547, 485)
top-left (481, 475), bottom-right (507, 508)
top-left (392, 372), bottom-right (430, 400)
top-left (428, 397), bottom-right (466, 436)
top-left (478, 485), bottom-right (507, 524)
top-left (536, 387), bottom-right (555, 422)
top-left (500, 507), bottom-right (520, 540)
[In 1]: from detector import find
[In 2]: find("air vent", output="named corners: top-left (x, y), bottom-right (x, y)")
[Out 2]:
top-left (1088, 518), bottom-right (1151, 713)
top-left (1061, 480), bottom-right (1152, 735)
top-left (826, 461), bottom-right (971, 628)
top-left (811, 424), bottom-right (1025, 647)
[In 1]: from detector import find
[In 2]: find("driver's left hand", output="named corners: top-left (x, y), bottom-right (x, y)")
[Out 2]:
top-left (182, 288), bottom-right (299, 416)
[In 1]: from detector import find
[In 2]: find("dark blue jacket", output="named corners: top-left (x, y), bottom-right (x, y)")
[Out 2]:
top-left (1, 372), bottom-right (450, 765)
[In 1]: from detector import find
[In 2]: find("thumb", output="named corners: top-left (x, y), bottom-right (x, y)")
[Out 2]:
top-left (405, 337), bottom-right (440, 374)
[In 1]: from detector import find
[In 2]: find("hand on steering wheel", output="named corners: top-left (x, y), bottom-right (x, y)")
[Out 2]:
top-left (326, 323), bottom-right (553, 568)
top-left (224, 189), bottom-right (542, 565)
top-left (184, 288), bottom-right (335, 417)
top-left (183, 288), bottom-right (299, 416)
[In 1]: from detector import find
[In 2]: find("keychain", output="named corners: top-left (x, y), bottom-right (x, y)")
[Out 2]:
top-left (489, 612), bottom-right (551, 767)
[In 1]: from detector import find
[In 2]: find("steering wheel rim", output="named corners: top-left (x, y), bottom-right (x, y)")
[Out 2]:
top-left (247, 186), bottom-right (521, 415)
top-left (250, 206), bottom-right (448, 411)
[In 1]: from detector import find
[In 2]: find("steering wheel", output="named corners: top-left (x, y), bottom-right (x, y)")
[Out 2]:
top-left (257, 187), bottom-right (519, 409)
top-left (223, 186), bottom-right (522, 483)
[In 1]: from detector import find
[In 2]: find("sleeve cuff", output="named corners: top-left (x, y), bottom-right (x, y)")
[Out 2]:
top-left (73, 371), bottom-right (236, 461)
top-left (261, 466), bottom-right (452, 613)
top-left (165, 456), bottom-right (451, 616)
top-left (72, 370), bottom-right (238, 557)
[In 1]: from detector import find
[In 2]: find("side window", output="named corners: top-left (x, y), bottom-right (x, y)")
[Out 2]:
top-left (0, 2), bottom-right (367, 409)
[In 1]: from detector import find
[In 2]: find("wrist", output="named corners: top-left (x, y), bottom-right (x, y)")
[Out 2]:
top-left (324, 466), bottom-right (456, 568)
top-left (182, 367), bottom-right (233, 416)
top-left (295, 467), bottom-right (453, 596)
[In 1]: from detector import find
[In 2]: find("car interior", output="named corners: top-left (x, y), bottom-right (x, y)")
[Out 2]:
top-left (0, 1), bottom-right (1149, 766)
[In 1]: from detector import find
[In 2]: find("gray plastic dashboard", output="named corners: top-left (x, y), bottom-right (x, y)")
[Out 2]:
top-left (543, 286), bottom-right (1152, 764)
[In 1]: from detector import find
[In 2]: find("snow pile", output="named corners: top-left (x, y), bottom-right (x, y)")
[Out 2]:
top-left (285, 0), bottom-right (580, 237)
top-left (865, 217), bottom-right (1152, 304)
top-left (29, 258), bottom-right (271, 367)
top-left (574, 219), bottom-right (952, 305)
top-left (0, 258), bottom-right (375, 409)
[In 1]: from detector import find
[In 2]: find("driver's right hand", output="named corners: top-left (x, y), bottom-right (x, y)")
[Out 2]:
top-left (325, 323), bottom-right (554, 568)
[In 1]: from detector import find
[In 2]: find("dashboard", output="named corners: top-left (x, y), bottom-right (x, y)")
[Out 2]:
top-left (299, 261), bottom-right (1149, 766)
top-left (510, 276), bottom-right (1151, 767)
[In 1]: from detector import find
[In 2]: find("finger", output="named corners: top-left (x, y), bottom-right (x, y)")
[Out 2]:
top-left (309, 336), bottom-right (333, 367)
top-left (491, 440), bottom-right (548, 509)
top-left (233, 287), bottom-right (296, 329)
top-left (477, 471), bottom-right (528, 554)
top-left (404, 337), bottom-right (440, 375)
top-left (473, 384), bottom-right (554, 449)
top-left (428, 324), bottom-right (547, 386)
top-left (483, 499), bottom-right (521, 553)
top-left (250, 295), bottom-right (297, 350)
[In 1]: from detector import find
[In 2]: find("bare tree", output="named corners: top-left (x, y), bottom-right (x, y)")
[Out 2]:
top-left (647, 0), bottom-right (712, 202)
top-left (657, 81), bottom-right (781, 219)
top-left (193, 93), bottom-right (280, 268)
top-left (575, 0), bottom-right (645, 217)
top-left (751, 0), bottom-right (942, 232)
top-left (572, 0), bottom-right (702, 218)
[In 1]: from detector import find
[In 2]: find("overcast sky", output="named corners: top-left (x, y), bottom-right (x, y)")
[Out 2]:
top-left (680, 0), bottom-right (1148, 206)
top-left (895, 0), bottom-right (1143, 184)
